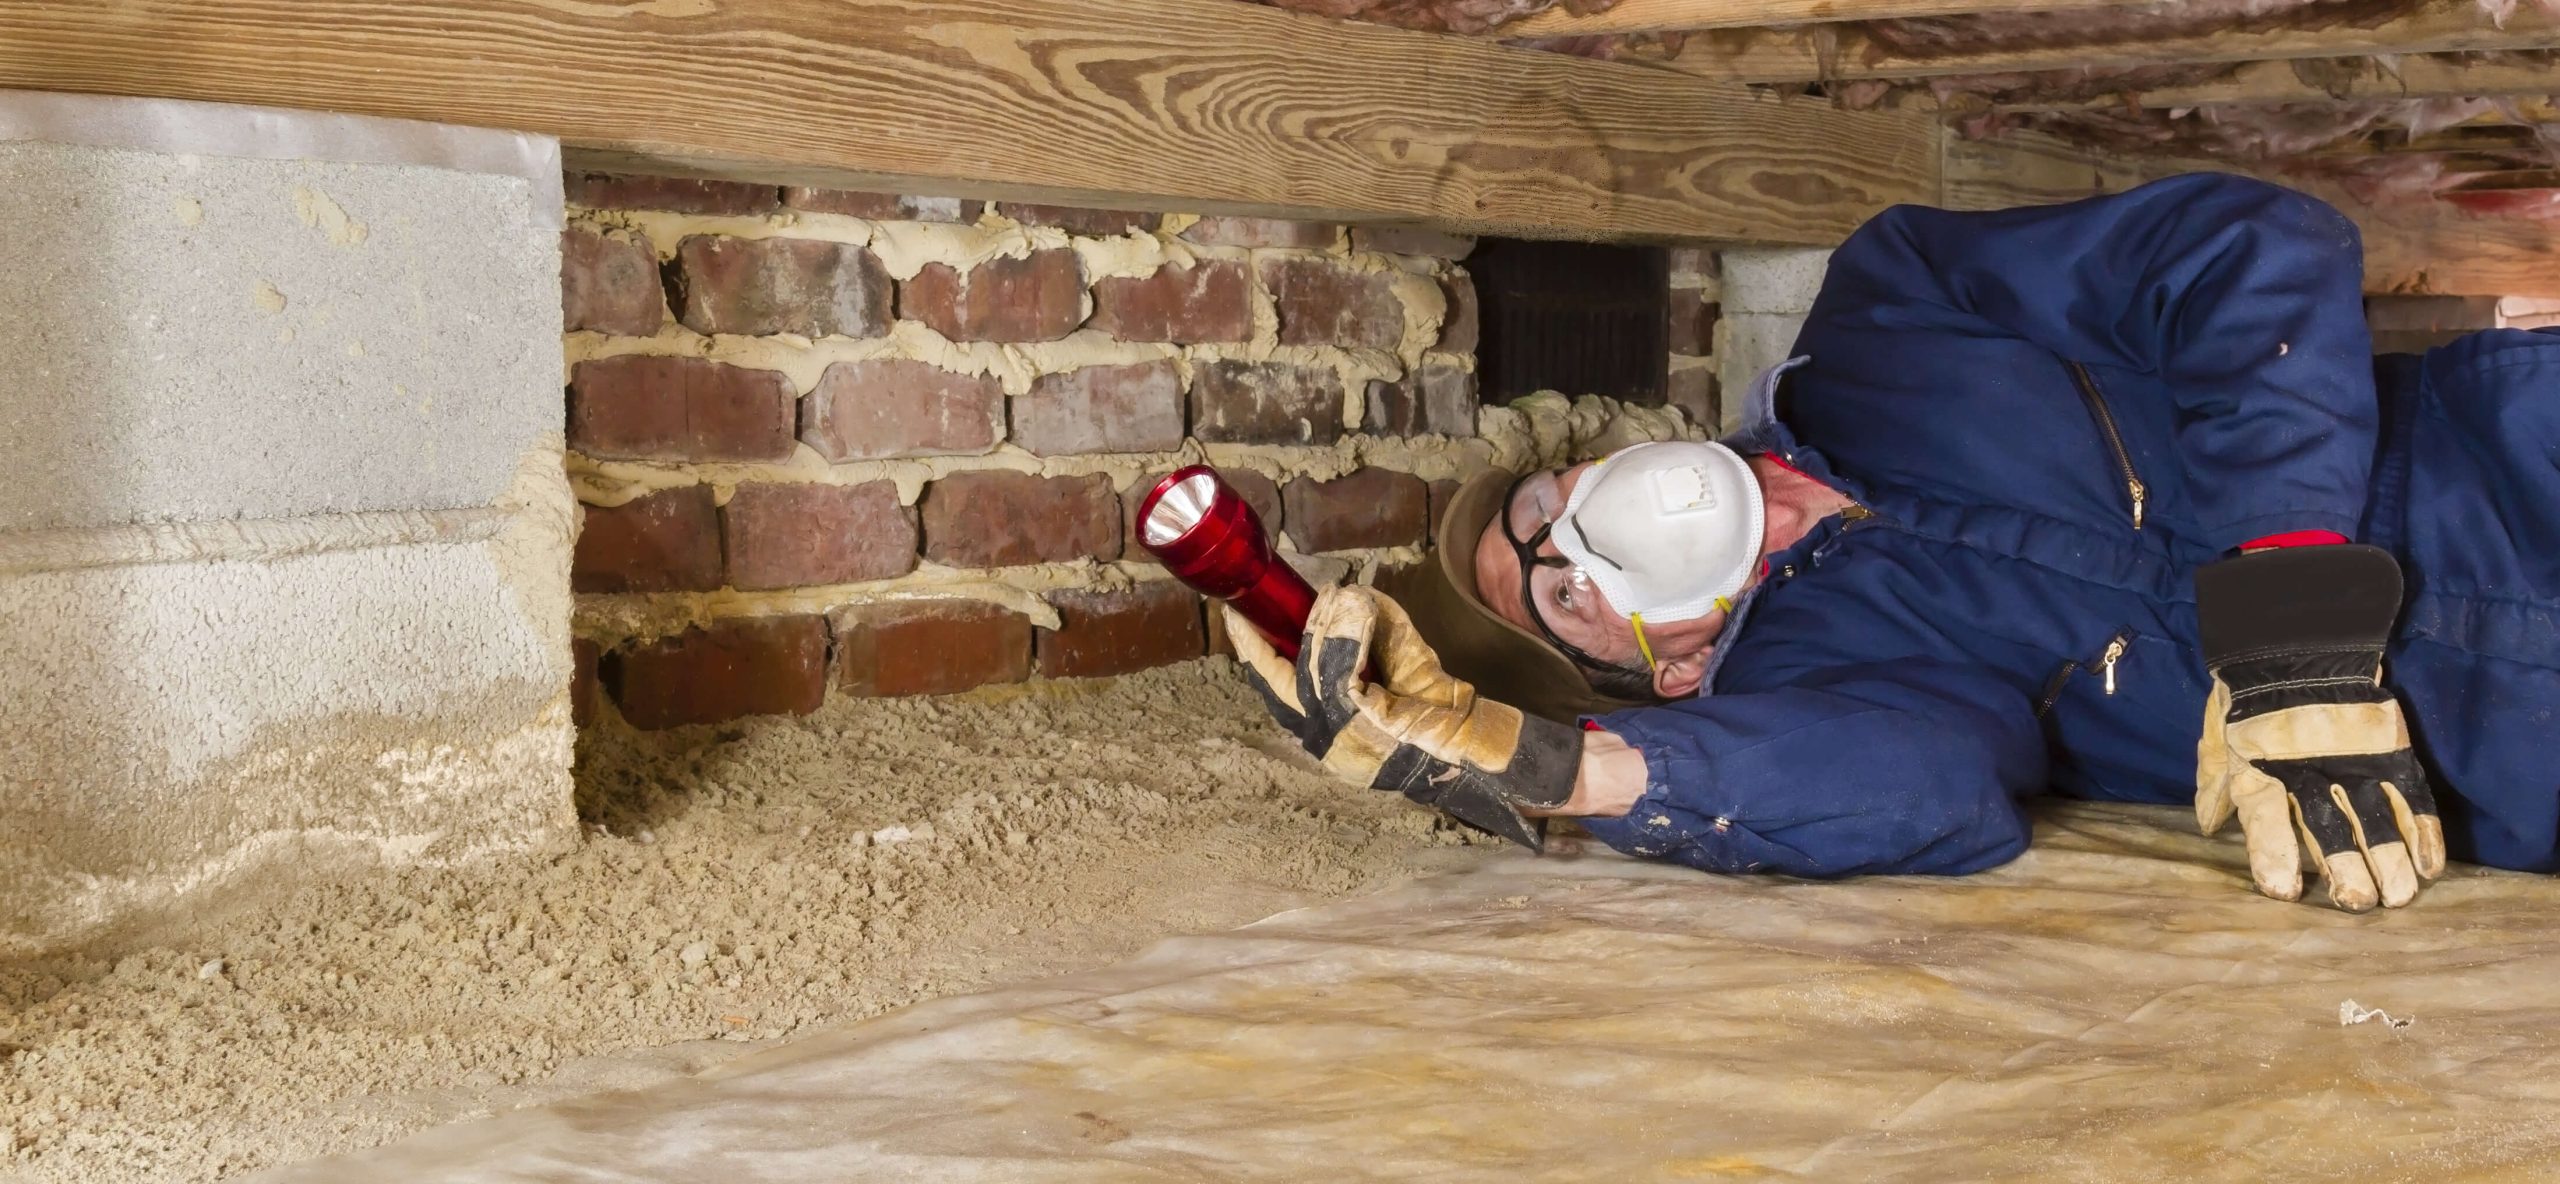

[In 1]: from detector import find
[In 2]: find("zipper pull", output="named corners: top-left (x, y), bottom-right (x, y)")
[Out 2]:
top-left (2127, 479), bottom-right (2147, 531)
top-left (2098, 636), bottom-right (2129, 695)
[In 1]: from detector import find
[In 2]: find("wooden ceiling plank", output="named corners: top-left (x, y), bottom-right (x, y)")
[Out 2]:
top-left (1660, 0), bottom-right (2560, 84)
top-left (0, 0), bottom-right (1941, 245)
top-left (1500, 0), bottom-right (2137, 38)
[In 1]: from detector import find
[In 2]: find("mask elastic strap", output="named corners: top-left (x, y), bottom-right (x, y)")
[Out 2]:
top-left (1633, 596), bottom-right (1735, 673)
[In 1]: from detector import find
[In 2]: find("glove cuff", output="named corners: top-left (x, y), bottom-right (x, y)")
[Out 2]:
top-left (2196, 544), bottom-right (2402, 673)
top-left (1505, 712), bottom-right (1585, 810)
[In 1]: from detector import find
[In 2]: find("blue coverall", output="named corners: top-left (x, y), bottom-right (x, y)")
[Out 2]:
top-left (1578, 173), bottom-right (2560, 877)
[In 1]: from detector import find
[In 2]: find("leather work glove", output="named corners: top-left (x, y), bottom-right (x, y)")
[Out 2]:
top-left (1225, 585), bottom-right (1583, 850)
top-left (2194, 545), bottom-right (2446, 911)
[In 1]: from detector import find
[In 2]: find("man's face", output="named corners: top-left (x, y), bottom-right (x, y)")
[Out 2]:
top-left (1471, 462), bottom-right (1737, 697)
top-left (1472, 462), bottom-right (1631, 665)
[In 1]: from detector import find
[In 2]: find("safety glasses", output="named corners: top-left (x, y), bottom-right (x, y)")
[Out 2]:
top-left (1501, 470), bottom-right (1626, 678)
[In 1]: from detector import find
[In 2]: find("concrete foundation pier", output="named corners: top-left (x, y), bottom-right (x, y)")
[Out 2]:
top-left (0, 94), bottom-right (576, 954)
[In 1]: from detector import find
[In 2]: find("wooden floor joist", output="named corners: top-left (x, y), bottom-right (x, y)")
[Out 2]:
top-left (1974, 55), bottom-right (2560, 113)
top-left (1499, 0), bottom-right (2133, 38)
top-left (1941, 130), bottom-right (2560, 297)
top-left (1658, 0), bottom-right (2560, 84)
top-left (0, 0), bottom-right (1938, 245)
top-left (0, 1), bottom-right (2539, 294)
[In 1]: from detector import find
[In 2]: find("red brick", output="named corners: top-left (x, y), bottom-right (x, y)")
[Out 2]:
top-left (2366, 294), bottom-right (2502, 331)
top-left (573, 487), bottom-right (723, 594)
top-left (835, 600), bottom-right (1032, 697)
top-left (1351, 225), bottom-right (1475, 259)
top-left (1364, 362), bottom-right (1476, 438)
top-left (1179, 216), bottom-right (1338, 249)
top-left (1089, 261), bottom-right (1251, 344)
top-left (1190, 360), bottom-right (1341, 445)
top-left (1011, 361), bottom-right (1184, 457)
top-left (722, 481), bottom-right (918, 591)
top-left (900, 249), bottom-right (1085, 343)
top-left (783, 188), bottom-right (983, 223)
top-left (995, 203), bottom-right (1153, 236)
top-left (800, 359), bottom-right (1003, 461)
top-left (605, 616), bottom-right (830, 730)
top-left (567, 173), bottom-right (778, 216)
top-left (569, 355), bottom-right (797, 463)
top-left (1123, 467), bottom-right (1282, 556)
top-left (1037, 582), bottom-right (1204, 679)
top-left (1283, 468), bottom-right (1430, 552)
top-left (673, 236), bottom-right (892, 338)
top-left (1261, 257), bottom-right (1404, 350)
top-left (1428, 479), bottom-right (1462, 540)
top-left (561, 226), bottom-right (666, 336)
top-left (1668, 290), bottom-right (1719, 356)
top-left (571, 637), bottom-right (602, 729)
top-left (1436, 270), bottom-right (1479, 355)
top-left (1669, 366), bottom-right (1721, 431)
top-left (921, 471), bottom-right (1122, 568)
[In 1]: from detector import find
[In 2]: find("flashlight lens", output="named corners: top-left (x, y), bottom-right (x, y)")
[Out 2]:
top-left (1143, 472), bottom-right (1219, 546)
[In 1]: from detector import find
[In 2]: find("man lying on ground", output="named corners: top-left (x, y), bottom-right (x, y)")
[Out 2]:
top-left (1229, 173), bottom-right (2560, 913)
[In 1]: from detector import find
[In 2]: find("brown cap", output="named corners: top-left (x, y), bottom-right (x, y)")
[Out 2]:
top-left (1373, 468), bottom-right (1651, 724)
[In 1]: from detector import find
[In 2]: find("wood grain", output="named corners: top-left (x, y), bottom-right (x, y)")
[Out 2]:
top-left (1502, 0), bottom-right (2137, 37)
top-left (1967, 55), bottom-right (2560, 113)
top-left (0, 0), bottom-right (1939, 244)
top-left (1658, 0), bottom-right (2560, 84)
top-left (1942, 130), bottom-right (2560, 297)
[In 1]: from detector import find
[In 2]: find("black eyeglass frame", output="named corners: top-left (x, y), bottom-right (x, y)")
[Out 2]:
top-left (1500, 471), bottom-right (1630, 680)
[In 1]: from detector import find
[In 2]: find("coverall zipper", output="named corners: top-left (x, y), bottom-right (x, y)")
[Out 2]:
top-left (2067, 361), bottom-right (2148, 530)
top-left (2034, 631), bottom-right (2133, 718)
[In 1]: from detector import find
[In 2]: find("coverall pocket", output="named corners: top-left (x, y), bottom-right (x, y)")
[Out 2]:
top-left (2040, 630), bottom-right (2208, 803)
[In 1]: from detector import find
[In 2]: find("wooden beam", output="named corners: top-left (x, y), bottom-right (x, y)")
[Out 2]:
top-left (1973, 55), bottom-right (2560, 113)
top-left (0, 0), bottom-right (1937, 246)
top-left (2302, 125), bottom-right (2548, 160)
top-left (1658, 0), bottom-right (2560, 84)
top-left (1500, 0), bottom-right (2134, 37)
top-left (1941, 129), bottom-right (2560, 297)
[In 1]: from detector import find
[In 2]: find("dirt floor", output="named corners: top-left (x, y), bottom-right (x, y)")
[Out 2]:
top-left (0, 660), bottom-right (1485, 1184)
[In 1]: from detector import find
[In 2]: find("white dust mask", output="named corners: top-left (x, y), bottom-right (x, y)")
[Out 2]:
top-left (1549, 440), bottom-right (1764, 629)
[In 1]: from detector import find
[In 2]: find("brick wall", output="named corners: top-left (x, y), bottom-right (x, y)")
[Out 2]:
top-left (560, 176), bottom-right (1489, 729)
top-left (1666, 246), bottom-right (1722, 433)
top-left (2365, 294), bottom-right (2501, 354)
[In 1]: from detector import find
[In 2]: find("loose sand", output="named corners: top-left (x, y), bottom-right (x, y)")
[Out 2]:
top-left (0, 661), bottom-right (1485, 1183)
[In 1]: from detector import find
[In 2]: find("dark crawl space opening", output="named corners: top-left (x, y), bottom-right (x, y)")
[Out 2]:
top-left (1470, 237), bottom-right (1669, 404)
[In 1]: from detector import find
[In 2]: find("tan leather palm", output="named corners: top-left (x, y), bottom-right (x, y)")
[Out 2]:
top-left (1226, 587), bottom-right (1576, 844)
top-left (1350, 589), bottom-right (1531, 775)
top-left (2197, 678), bottom-right (2447, 911)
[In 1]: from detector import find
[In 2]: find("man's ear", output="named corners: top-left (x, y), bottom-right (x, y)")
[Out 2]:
top-left (1651, 646), bottom-right (1712, 698)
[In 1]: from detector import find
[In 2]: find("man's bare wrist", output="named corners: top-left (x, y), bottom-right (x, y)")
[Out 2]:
top-left (1523, 730), bottom-right (1648, 818)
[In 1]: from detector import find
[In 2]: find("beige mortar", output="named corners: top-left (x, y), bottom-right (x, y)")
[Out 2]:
top-left (573, 544), bottom-right (1428, 644)
top-left (567, 322), bottom-right (1183, 398)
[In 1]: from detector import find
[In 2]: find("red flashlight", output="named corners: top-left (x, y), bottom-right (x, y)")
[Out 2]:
top-left (1135, 465), bottom-right (1318, 659)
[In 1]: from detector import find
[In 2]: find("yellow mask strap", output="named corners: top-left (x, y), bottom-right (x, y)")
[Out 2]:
top-left (1630, 612), bottom-right (1659, 672)
top-left (1715, 595), bottom-right (1735, 616)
